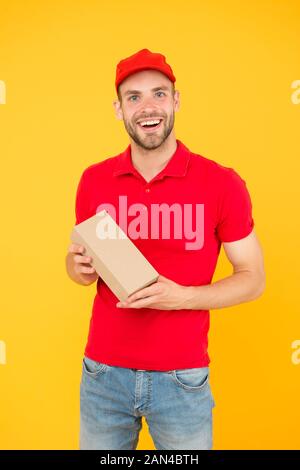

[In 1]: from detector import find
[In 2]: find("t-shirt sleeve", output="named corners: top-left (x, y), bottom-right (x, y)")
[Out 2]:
top-left (216, 168), bottom-right (255, 243)
top-left (75, 169), bottom-right (89, 225)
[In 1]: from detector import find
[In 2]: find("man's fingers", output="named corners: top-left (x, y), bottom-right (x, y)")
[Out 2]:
top-left (79, 266), bottom-right (96, 274)
top-left (127, 282), bottom-right (162, 302)
top-left (121, 295), bottom-right (159, 309)
top-left (74, 263), bottom-right (95, 274)
top-left (73, 255), bottom-right (92, 264)
top-left (68, 243), bottom-right (85, 254)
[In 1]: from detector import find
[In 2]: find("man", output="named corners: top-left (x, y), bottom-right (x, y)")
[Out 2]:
top-left (65, 48), bottom-right (266, 450)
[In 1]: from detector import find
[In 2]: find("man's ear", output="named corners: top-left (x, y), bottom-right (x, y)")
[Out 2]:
top-left (174, 89), bottom-right (180, 112)
top-left (113, 99), bottom-right (123, 121)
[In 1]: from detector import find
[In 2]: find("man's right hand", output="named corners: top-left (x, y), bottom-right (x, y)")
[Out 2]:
top-left (66, 243), bottom-right (99, 285)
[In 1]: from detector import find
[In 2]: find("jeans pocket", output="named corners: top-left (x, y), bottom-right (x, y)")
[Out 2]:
top-left (82, 356), bottom-right (109, 377)
top-left (171, 366), bottom-right (209, 392)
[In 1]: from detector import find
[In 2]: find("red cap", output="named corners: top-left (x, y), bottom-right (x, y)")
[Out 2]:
top-left (115, 48), bottom-right (176, 93)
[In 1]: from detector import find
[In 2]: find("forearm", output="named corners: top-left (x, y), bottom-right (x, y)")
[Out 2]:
top-left (182, 270), bottom-right (265, 310)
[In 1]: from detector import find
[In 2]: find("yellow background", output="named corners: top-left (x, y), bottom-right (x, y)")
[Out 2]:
top-left (0, 0), bottom-right (299, 450)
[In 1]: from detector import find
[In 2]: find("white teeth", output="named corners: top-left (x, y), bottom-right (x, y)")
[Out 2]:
top-left (140, 119), bottom-right (161, 127)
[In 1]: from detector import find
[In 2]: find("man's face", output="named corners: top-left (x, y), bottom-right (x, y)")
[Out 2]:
top-left (113, 70), bottom-right (180, 150)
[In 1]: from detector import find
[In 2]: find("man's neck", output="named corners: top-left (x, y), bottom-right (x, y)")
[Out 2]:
top-left (130, 136), bottom-right (178, 183)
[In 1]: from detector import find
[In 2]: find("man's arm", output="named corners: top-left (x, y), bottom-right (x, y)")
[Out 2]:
top-left (116, 229), bottom-right (266, 310)
top-left (182, 229), bottom-right (266, 310)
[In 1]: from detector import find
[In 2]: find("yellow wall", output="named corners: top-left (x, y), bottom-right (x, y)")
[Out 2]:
top-left (0, 0), bottom-right (299, 450)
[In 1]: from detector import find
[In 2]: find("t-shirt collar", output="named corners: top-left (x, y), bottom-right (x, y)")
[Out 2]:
top-left (112, 139), bottom-right (191, 181)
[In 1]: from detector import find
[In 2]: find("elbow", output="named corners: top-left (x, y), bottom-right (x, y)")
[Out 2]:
top-left (252, 271), bottom-right (266, 300)
top-left (240, 269), bottom-right (266, 302)
top-left (233, 268), bottom-right (266, 303)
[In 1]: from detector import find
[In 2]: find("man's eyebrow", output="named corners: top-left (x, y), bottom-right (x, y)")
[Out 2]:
top-left (124, 86), bottom-right (170, 96)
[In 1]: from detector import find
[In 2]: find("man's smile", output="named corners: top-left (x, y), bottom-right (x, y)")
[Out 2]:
top-left (136, 118), bottom-right (164, 133)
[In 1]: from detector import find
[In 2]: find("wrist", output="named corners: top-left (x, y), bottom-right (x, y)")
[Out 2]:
top-left (178, 285), bottom-right (199, 310)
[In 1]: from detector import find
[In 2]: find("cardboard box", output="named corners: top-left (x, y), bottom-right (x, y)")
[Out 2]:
top-left (70, 209), bottom-right (159, 301)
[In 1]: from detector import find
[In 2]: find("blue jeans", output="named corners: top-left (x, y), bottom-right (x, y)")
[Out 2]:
top-left (80, 355), bottom-right (216, 450)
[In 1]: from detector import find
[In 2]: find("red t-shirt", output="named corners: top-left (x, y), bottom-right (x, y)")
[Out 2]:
top-left (75, 139), bottom-right (254, 371)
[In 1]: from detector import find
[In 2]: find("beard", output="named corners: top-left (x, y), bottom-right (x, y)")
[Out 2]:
top-left (122, 111), bottom-right (175, 150)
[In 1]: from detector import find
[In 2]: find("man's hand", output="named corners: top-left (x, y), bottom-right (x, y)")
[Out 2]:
top-left (116, 275), bottom-right (189, 310)
top-left (66, 243), bottom-right (98, 286)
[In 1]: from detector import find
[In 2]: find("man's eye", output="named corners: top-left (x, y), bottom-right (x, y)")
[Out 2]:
top-left (129, 91), bottom-right (165, 101)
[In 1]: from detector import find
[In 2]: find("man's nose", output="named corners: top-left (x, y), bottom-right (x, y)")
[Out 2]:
top-left (140, 96), bottom-right (159, 111)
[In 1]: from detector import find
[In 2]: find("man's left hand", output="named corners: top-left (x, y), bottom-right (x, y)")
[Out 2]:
top-left (116, 274), bottom-right (190, 310)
